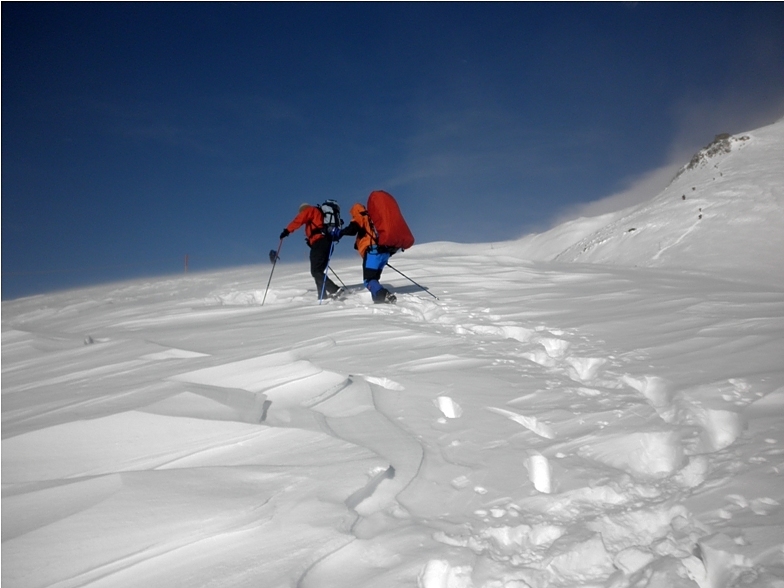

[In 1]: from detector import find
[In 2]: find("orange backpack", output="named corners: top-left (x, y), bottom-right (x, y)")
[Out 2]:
top-left (366, 190), bottom-right (415, 251)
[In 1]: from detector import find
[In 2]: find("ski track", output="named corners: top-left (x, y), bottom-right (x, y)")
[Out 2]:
top-left (3, 263), bottom-right (783, 588)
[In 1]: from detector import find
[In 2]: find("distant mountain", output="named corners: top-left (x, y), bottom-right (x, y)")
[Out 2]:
top-left (508, 118), bottom-right (784, 282)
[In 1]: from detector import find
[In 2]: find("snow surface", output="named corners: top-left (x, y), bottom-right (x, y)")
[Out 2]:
top-left (3, 119), bottom-right (784, 587)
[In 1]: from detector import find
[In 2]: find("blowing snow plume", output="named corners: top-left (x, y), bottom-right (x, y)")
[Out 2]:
top-left (505, 118), bottom-right (784, 283)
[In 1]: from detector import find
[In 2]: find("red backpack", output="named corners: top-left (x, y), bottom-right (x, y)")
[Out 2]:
top-left (366, 190), bottom-right (415, 251)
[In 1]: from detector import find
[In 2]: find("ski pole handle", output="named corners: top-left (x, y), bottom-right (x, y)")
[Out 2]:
top-left (262, 238), bottom-right (284, 306)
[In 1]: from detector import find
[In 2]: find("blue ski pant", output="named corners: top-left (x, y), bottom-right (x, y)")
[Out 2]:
top-left (363, 248), bottom-right (391, 301)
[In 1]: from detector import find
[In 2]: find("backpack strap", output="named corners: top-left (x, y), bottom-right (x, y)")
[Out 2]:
top-left (360, 209), bottom-right (378, 244)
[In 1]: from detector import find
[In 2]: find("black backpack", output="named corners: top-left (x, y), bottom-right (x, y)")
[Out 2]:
top-left (318, 200), bottom-right (343, 232)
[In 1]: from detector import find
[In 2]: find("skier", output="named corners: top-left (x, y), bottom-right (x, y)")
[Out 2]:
top-left (279, 203), bottom-right (344, 300)
top-left (340, 203), bottom-right (397, 304)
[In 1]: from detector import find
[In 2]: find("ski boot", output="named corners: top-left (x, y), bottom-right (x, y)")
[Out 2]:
top-left (373, 289), bottom-right (396, 304)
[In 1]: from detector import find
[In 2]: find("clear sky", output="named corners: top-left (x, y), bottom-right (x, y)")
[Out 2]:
top-left (3, 2), bottom-right (784, 299)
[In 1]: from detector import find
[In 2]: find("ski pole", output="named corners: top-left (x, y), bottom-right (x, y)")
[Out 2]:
top-left (319, 240), bottom-right (336, 304)
top-left (262, 239), bottom-right (283, 306)
top-left (329, 267), bottom-right (347, 288)
top-left (386, 263), bottom-right (439, 300)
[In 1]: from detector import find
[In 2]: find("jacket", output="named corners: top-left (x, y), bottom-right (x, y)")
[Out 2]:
top-left (286, 206), bottom-right (325, 246)
top-left (340, 203), bottom-right (377, 258)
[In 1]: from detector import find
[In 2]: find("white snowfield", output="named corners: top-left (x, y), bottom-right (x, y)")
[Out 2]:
top-left (3, 119), bottom-right (783, 588)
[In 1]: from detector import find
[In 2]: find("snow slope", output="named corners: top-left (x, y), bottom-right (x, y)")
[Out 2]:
top-left (3, 120), bottom-right (784, 588)
top-left (504, 118), bottom-right (784, 282)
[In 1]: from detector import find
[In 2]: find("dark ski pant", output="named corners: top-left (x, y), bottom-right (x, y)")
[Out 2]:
top-left (310, 237), bottom-right (339, 298)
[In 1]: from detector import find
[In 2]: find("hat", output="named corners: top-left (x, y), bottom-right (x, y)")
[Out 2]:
top-left (299, 203), bottom-right (310, 212)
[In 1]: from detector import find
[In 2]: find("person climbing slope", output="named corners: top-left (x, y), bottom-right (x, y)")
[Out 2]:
top-left (279, 202), bottom-right (344, 300)
top-left (340, 203), bottom-right (395, 304)
top-left (339, 191), bottom-right (415, 304)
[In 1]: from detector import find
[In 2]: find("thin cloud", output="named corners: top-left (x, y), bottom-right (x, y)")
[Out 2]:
top-left (668, 94), bottom-right (784, 163)
top-left (549, 91), bottom-right (784, 228)
top-left (388, 105), bottom-right (603, 188)
top-left (550, 162), bottom-right (680, 226)
top-left (88, 94), bottom-right (307, 159)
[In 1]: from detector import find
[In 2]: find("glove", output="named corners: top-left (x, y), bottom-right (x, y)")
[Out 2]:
top-left (329, 227), bottom-right (342, 241)
top-left (279, 228), bottom-right (290, 239)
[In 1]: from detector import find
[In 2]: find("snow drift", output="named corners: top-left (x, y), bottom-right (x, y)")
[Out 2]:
top-left (3, 119), bottom-right (784, 588)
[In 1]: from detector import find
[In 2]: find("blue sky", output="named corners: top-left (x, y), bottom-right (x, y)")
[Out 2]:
top-left (3, 2), bottom-right (784, 299)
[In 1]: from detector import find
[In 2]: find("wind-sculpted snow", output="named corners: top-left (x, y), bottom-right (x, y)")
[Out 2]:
top-left (4, 252), bottom-right (783, 588)
top-left (4, 121), bottom-right (784, 588)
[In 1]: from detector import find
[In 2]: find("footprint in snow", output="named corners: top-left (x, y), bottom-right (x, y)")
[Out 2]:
top-left (566, 357), bottom-right (607, 383)
top-left (434, 396), bottom-right (463, 420)
top-left (535, 336), bottom-right (571, 359)
top-left (363, 375), bottom-right (405, 391)
top-left (486, 406), bottom-right (555, 439)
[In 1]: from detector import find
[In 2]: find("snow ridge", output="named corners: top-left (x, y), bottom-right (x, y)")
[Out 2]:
top-left (490, 118), bottom-right (784, 283)
top-left (674, 132), bottom-right (751, 179)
